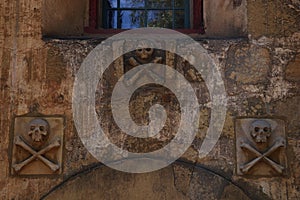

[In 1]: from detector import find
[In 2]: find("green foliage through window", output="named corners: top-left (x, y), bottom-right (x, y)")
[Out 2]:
top-left (103, 0), bottom-right (190, 29)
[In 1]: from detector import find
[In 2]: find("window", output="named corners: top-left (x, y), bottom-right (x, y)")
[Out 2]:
top-left (85, 0), bottom-right (204, 34)
top-left (102, 0), bottom-right (190, 29)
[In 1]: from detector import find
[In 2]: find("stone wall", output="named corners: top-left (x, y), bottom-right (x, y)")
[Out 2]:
top-left (0, 0), bottom-right (299, 199)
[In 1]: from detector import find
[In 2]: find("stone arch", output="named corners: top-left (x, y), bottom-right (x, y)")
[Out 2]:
top-left (41, 160), bottom-right (270, 200)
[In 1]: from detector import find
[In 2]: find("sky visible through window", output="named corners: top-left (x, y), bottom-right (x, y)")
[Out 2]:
top-left (105, 0), bottom-right (187, 29)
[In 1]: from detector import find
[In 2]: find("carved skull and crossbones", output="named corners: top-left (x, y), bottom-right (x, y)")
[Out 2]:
top-left (129, 44), bottom-right (162, 67)
top-left (125, 43), bottom-right (164, 85)
top-left (136, 48), bottom-right (154, 60)
top-left (240, 120), bottom-right (285, 174)
top-left (13, 118), bottom-right (61, 173)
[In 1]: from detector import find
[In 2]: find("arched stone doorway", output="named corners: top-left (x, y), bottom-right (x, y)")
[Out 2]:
top-left (41, 160), bottom-right (269, 200)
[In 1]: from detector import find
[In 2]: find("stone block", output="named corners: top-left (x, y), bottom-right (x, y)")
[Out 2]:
top-left (286, 54), bottom-right (300, 81)
top-left (235, 118), bottom-right (287, 177)
top-left (10, 114), bottom-right (64, 176)
top-left (225, 44), bottom-right (271, 85)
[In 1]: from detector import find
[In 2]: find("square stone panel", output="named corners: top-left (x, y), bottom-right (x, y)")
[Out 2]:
top-left (10, 116), bottom-right (64, 176)
top-left (235, 118), bottom-right (287, 177)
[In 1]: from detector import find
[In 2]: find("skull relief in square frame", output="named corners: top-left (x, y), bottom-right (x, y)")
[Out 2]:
top-left (235, 118), bottom-right (287, 177)
top-left (10, 115), bottom-right (64, 176)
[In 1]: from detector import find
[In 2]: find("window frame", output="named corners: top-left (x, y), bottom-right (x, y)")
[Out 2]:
top-left (102, 0), bottom-right (190, 29)
top-left (85, 0), bottom-right (204, 34)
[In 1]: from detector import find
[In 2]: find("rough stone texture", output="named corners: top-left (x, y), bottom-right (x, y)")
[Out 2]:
top-left (0, 0), bottom-right (299, 200)
top-left (248, 0), bottom-right (300, 38)
top-left (225, 43), bottom-right (271, 95)
top-left (285, 54), bottom-right (300, 81)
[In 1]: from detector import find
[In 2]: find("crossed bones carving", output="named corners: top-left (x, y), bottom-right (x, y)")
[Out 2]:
top-left (13, 136), bottom-right (61, 172)
top-left (240, 137), bottom-right (285, 174)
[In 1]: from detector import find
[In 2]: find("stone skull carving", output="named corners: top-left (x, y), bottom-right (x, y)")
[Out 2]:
top-left (28, 118), bottom-right (49, 144)
top-left (250, 120), bottom-right (272, 143)
top-left (136, 48), bottom-right (154, 61)
top-left (128, 46), bottom-right (162, 67)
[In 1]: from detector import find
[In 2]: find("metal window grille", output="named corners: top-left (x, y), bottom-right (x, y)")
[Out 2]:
top-left (103, 0), bottom-right (190, 29)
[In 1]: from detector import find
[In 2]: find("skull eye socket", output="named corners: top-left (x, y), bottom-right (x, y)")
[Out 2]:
top-left (39, 126), bottom-right (45, 131)
top-left (263, 127), bottom-right (269, 132)
top-left (137, 49), bottom-right (143, 52)
top-left (145, 48), bottom-right (152, 52)
top-left (30, 126), bottom-right (35, 131)
top-left (254, 127), bottom-right (260, 132)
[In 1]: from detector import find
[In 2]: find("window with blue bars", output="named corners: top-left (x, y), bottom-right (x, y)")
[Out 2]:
top-left (103, 0), bottom-right (190, 29)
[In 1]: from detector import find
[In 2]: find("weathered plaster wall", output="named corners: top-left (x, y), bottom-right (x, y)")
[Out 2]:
top-left (42, 0), bottom-right (89, 36)
top-left (0, 0), bottom-right (61, 199)
top-left (0, 0), bottom-right (299, 199)
top-left (203, 0), bottom-right (247, 37)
